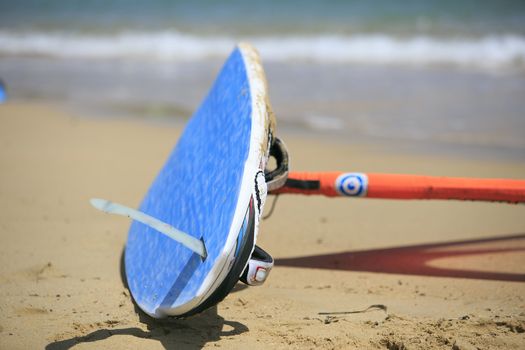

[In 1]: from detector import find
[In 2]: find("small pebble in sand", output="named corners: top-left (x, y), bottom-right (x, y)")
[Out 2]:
top-left (452, 340), bottom-right (477, 350)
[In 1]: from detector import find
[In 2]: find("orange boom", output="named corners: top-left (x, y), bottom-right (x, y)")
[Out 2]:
top-left (272, 171), bottom-right (525, 204)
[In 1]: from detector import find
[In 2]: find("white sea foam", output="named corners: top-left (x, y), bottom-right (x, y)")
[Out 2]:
top-left (1, 30), bottom-right (525, 70)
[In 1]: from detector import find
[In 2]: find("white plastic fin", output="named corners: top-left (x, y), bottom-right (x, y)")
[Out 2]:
top-left (90, 198), bottom-right (207, 259)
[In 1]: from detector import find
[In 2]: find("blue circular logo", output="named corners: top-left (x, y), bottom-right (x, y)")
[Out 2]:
top-left (336, 173), bottom-right (367, 196)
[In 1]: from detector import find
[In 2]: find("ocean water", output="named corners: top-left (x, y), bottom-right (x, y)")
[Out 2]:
top-left (1, 0), bottom-right (524, 160)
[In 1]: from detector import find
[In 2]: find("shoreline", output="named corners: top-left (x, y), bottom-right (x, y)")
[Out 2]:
top-left (2, 54), bottom-right (525, 163)
top-left (7, 93), bottom-right (525, 164)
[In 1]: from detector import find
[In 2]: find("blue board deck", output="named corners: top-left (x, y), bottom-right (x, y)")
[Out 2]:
top-left (125, 43), bottom-right (275, 317)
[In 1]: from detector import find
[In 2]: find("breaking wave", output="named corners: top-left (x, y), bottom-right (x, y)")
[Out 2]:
top-left (1, 30), bottom-right (524, 70)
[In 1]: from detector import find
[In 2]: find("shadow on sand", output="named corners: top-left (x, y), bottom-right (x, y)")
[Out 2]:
top-left (277, 233), bottom-right (525, 282)
top-left (45, 305), bottom-right (248, 350)
top-left (45, 249), bottom-right (249, 350)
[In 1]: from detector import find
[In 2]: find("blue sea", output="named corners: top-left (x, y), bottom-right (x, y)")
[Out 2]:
top-left (1, 0), bottom-right (525, 159)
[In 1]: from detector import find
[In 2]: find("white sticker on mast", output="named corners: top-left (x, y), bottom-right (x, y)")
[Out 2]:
top-left (335, 173), bottom-right (368, 197)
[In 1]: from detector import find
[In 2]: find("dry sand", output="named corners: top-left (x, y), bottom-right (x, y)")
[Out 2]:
top-left (0, 102), bottom-right (524, 349)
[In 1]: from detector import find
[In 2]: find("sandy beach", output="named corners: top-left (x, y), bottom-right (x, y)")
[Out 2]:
top-left (0, 102), bottom-right (524, 349)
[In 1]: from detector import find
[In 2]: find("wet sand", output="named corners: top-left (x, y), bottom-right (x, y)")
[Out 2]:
top-left (0, 102), bottom-right (524, 349)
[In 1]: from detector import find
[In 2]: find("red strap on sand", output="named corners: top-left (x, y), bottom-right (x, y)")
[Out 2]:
top-left (273, 171), bottom-right (525, 204)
